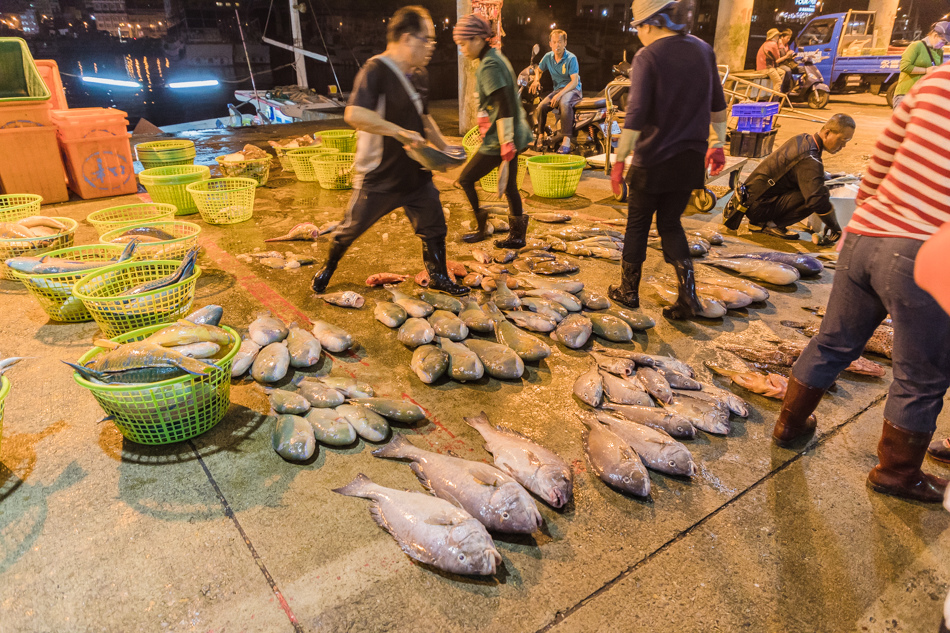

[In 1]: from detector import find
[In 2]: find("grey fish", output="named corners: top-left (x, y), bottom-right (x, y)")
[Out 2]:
top-left (594, 411), bottom-right (696, 477)
top-left (551, 313), bottom-right (592, 349)
top-left (573, 364), bottom-right (604, 407)
top-left (590, 343), bottom-right (656, 367)
top-left (581, 416), bottom-right (651, 497)
top-left (530, 211), bottom-right (571, 223)
top-left (674, 389), bottom-right (731, 417)
top-left (7, 239), bottom-right (138, 275)
top-left (231, 337), bottom-right (261, 377)
top-left (601, 371), bottom-right (654, 406)
top-left (285, 325), bottom-right (322, 368)
top-left (459, 300), bottom-right (494, 333)
top-left (521, 296), bottom-right (566, 322)
top-left (644, 354), bottom-right (695, 378)
top-left (607, 308), bottom-right (655, 331)
top-left (168, 341), bottom-right (220, 358)
top-left (503, 309), bottom-right (557, 333)
top-left (524, 255), bottom-right (579, 275)
top-left (311, 320), bottom-right (353, 353)
top-left (590, 351), bottom-right (635, 376)
top-left (428, 310), bottom-right (469, 342)
top-left (336, 404), bottom-right (390, 442)
top-left (374, 301), bottom-right (408, 328)
top-left (120, 226), bottom-right (176, 240)
top-left (322, 291), bottom-right (365, 309)
top-left (272, 415), bottom-right (316, 462)
top-left (695, 381), bottom-right (749, 417)
top-left (465, 412), bottom-right (572, 508)
top-left (485, 304), bottom-right (551, 362)
top-left (398, 317), bottom-right (435, 348)
top-left (251, 341), bottom-right (290, 383)
top-left (416, 289), bottom-right (464, 313)
top-left (589, 313), bottom-right (633, 343)
top-left (601, 402), bottom-right (696, 439)
top-left (636, 367), bottom-right (673, 404)
top-left (248, 311), bottom-right (288, 346)
top-left (463, 339), bottom-right (524, 380)
top-left (494, 250), bottom-right (517, 264)
top-left (297, 380), bottom-right (345, 408)
top-left (718, 251), bottom-right (823, 276)
top-left (388, 286), bottom-right (433, 318)
top-left (700, 258), bottom-right (800, 285)
top-left (492, 274), bottom-right (521, 310)
top-left (349, 398), bottom-right (426, 423)
top-left (695, 271), bottom-right (770, 302)
top-left (411, 345), bottom-right (449, 383)
top-left (655, 366), bottom-right (701, 390)
top-left (489, 217), bottom-right (510, 233)
top-left (373, 435), bottom-right (543, 534)
top-left (185, 304), bottom-right (223, 326)
top-left (439, 337), bottom-right (484, 382)
top-left (267, 389), bottom-right (311, 415)
top-left (576, 288), bottom-right (611, 310)
top-left (119, 247), bottom-right (199, 296)
top-left (306, 408), bottom-right (357, 445)
top-left (519, 275), bottom-right (584, 294)
top-left (332, 474), bottom-right (501, 576)
top-left (664, 395), bottom-right (731, 436)
top-left (525, 288), bottom-right (581, 312)
top-left (316, 376), bottom-right (375, 398)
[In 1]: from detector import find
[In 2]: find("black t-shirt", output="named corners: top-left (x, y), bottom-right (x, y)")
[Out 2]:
top-left (349, 57), bottom-right (432, 193)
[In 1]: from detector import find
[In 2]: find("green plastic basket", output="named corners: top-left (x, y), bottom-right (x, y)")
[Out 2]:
top-left (72, 324), bottom-right (239, 445)
top-left (462, 126), bottom-right (528, 192)
top-left (215, 156), bottom-right (272, 186)
top-left (12, 244), bottom-right (127, 322)
top-left (288, 146), bottom-right (339, 182)
top-left (86, 203), bottom-right (177, 237)
top-left (0, 375), bottom-right (9, 453)
top-left (0, 217), bottom-right (77, 280)
top-left (0, 193), bottom-right (42, 222)
top-left (138, 165), bottom-right (211, 216)
top-left (186, 177), bottom-right (256, 225)
top-left (526, 154), bottom-right (586, 198)
top-left (317, 129), bottom-right (357, 153)
top-left (274, 142), bottom-right (319, 172)
top-left (312, 152), bottom-right (354, 190)
top-left (99, 221), bottom-right (201, 261)
top-left (136, 140), bottom-right (196, 170)
top-left (72, 259), bottom-right (202, 337)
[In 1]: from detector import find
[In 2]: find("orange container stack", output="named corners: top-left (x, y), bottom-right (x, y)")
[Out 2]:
top-left (51, 108), bottom-right (136, 200)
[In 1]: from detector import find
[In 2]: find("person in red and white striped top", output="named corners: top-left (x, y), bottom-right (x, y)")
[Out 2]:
top-left (770, 65), bottom-right (950, 504)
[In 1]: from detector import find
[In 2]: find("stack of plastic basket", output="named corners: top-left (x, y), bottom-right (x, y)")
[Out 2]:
top-left (186, 177), bottom-right (256, 224)
top-left (525, 155), bottom-right (586, 198)
top-left (138, 165), bottom-right (210, 216)
top-left (52, 108), bottom-right (136, 199)
top-left (288, 146), bottom-right (339, 182)
top-left (462, 127), bottom-right (528, 192)
top-left (135, 140), bottom-right (197, 169)
top-left (316, 129), bottom-right (357, 153)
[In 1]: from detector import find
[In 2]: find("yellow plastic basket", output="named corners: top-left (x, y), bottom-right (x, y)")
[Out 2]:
top-left (275, 142), bottom-right (320, 172)
top-left (288, 146), bottom-right (339, 182)
top-left (0, 217), bottom-right (78, 280)
top-left (311, 152), bottom-right (354, 190)
top-left (0, 376), bottom-right (9, 453)
top-left (215, 156), bottom-right (272, 187)
top-left (0, 193), bottom-right (43, 222)
top-left (72, 259), bottom-right (201, 337)
top-left (317, 129), bottom-right (357, 153)
top-left (72, 324), bottom-right (239, 445)
top-left (12, 244), bottom-right (128, 322)
top-left (462, 127), bottom-right (528, 192)
top-left (526, 154), bottom-right (586, 198)
top-left (186, 177), bottom-right (256, 225)
top-left (138, 165), bottom-right (211, 216)
top-left (86, 203), bottom-right (177, 237)
top-left (99, 221), bottom-right (201, 261)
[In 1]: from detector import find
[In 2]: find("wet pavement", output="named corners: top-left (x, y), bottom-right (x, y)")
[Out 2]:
top-left (1, 94), bottom-right (948, 633)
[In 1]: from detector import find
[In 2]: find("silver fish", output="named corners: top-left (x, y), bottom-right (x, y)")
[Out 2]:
top-left (459, 300), bottom-right (494, 334)
top-left (439, 337), bottom-right (484, 382)
top-left (388, 286), bottom-right (433, 318)
top-left (695, 381), bottom-right (749, 418)
top-left (551, 313), bottom-right (592, 349)
top-left (521, 296), bottom-right (566, 322)
top-left (589, 313), bottom-right (633, 343)
top-left (574, 364), bottom-right (604, 407)
top-left (398, 317), bottom-right (435, 348)
top-left (283, 325), bottom-right (320, 368)
top-left (700, 258), bottom-right (800, 286)
top-left (306, 408), bottom-right (357, 445)
top-left (231, 337), bottom-right (261, 377)
top-left (416, 289), bottom-right (464, 313)
top-left (311, 320), bottom-right (353, 353)
top-left (297, 380), bottom-right (345, 408)
top-left (411, 345), bottom-right (449, 383)
top-left (316, 376), bottom-right (375, 398)
top-left (119, 247), bottom-right (198, 296)
top-left (601, 402), bottom-right (696, 439)
top-left (525, 288), bottom-right (581, 312)
top-left (655, 366), bottom-right (701, 390)
top-left (503, 309), bottom-right (556, 333)
top-left (272, 415), bottom-right (316, 462)
top-left (349, 398), bottom-right (426, 423)
top-left (643, 354), bottom-right (695, 377)
top-left (336, 404), bottom-right (390, 442)
top-left (695, 271), bottom-right (770, 301)
top-left (605, 308), bottom-right (655, 332)
top-left (374, 301), bottom-right (408, 328)
top-left (594, 412), bottom-right (696, 477)
top-left (267, 389), bottom-right (311, 415)
top-left (576, 288), bottom-right (611, 310)
top-left (251, 341), bottom-right (290, 383)
top-left (601, 371), bottom-right (654, 406)
top-left (185, 304), bottom-right (223, 326)
top-left (322, 291), bottom-right (365, 309)
top-left (664, 395), bottom-right (731, 436)
top-left (428, 310), bottom-right (469, 342)
top-left (636, 367), bottom-right (673, 404)
top-left (248, 311), bottom-right (288, 346)
top-left (485, 304), bottom-right (551, 362)
top-left (581, 415), bottom-right (651, 497)
top-left (463, 339), bottom-right (524, 380)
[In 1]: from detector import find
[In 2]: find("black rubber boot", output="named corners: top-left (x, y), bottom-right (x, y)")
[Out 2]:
top-left (662, 258), bottom-right (703, 320)
top-left (422, 238), bottom-right (469, 296)
top-left (494, 214), bottom-right (528, 249)
top-left (311, 240), bottom-right (347, 293)
top-left (462, 210), bottom-right (491, 243)
top-left (608, 260), bottom-right (642, 309)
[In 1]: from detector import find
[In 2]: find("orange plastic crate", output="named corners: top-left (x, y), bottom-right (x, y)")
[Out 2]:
top-left (51, 108), bottom-right (127, 141)
top-left (59, 133), bottom-right (137, 199)
top-left (0, 101), bottom-right (51, 129)
top-left (0, 126), bottom-right (67, 202)
top-left (34, 60), bottom-right (67, 111)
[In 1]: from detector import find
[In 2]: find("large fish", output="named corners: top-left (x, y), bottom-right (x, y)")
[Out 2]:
top-left (491, 274), bottom-right (521, 310)
top-left (416, 289), bottom-right (464, 313)
top-left (523, 255), bottom-right (579, 275)
top-left (285, 325), bottom-right (321, 368)
top-left (267, 389), bottom-right (311, 414)
top-left (589, 313), bottom-right (634, 343)
top-left (397, 317), bottom-right (435, 348)
top-left (694, 381), bottom-right (749, 418)
top-left (458, 300), bottom-right (494, 333)
top-left (590, 343), bottom-right (656, 368)
top-left (387, 286), bottom-right (433, 318)
top-left (594, 412), bottom-right (697, 477)
top-left (336, 404), bottom-right (390, 442)
top-left (429, 310), bottom-right (469, 341)
top-left (119, 247), bottom-right (199, 296)
top-left (692, 282), bottom-right (754, 309)
top-left (322, 291), bottom-right (365, 309)
top-left (518, 275), bottom-right (584, 294)
top-left (311, 320), bottom-right (353, 353)
top-left (465, 412), bottom-right (572, 508)
top-left (576, 288), bottom-right (611, 310)
top-left (296, 379), bottom-right (346, 408)
top-left (272, 415), bottom-right (316, 462)
top-left (663, 395), bottom-right (730, 436)
top-left (649, 283), bottom-right (728, 318)
top-left (524, 288), bottom-right (582, 312)
top-left (635, 367), bottom-right (673, 404)
top-left (485, 303), bottom-right (551, 362)
top-left (306, 408), bottom-right (357, 445)
top-left (601, 371), bottom-right (654, 406)
top-left (717, 251), bottom-right (823, 277)
top-left (581, 416), bottom-right (651, 497)
top-left (184, 304), bottom-right (223, 326)
top-left (168, 341), bottom-right (220, 358)
top-left (264, 222), bottom-right (321, 242)
top-left (6, 239), bottom-right (138, 274)
top-left (248, 311), bottom-right (288, 346)
top-left (654, 366), bottom-right (701, 390)
top-left (695, 271), bottom-right (770, 302)
top-left (332, 474), bottom-right (501, 576)
top-left (145, 320), bottom-right (233, 347)
top-left (590, 351), bottom-right (635, 376)
top-left (374, 301), bottom-right (408, 328)
top-left (463, 339), bottom-right (524, 380)
top-left (439, 337), bottom-right (484, 382)
top-left (251, 341), bottom-right (290, 383)
top-left (411, 344), bottom-right (449, 383)
top-left (231, 337), bottom-right (261, 377)
top-left (573, 364), bottom-right (604, 407)
top-left (705, 362), bottom-right (788, 399)
top-left (781, 320), bottom-right (893, 359)
top-left (503, 309), bottom-right (557, 333)
top-left (349, 398), bottom-right (426, 423)
top-left (373, 435), bottom-right (543, 534)
top-left (601, 402), bottom-right (696, 439)
top-left (314, 376), bottom-right (373, 398)
top-left (66, 340), bottom-right (214, 384)
top-left (521, 296), bottom-right (566, 322)
top-left (551, 313), bottom-right (592, 349)
top-left (700, 258), bottom-right (800, 286)
top-left (366, 272), bottom-right (409, 287)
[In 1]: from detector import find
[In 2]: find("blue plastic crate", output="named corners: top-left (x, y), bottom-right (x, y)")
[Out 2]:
top-left (731, 102), bottom-right (780, 117)
top-left (737, 115), bottom-right (776, 132)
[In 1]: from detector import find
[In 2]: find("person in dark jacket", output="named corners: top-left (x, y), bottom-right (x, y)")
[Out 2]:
top-left (724, 114), bottom-right (855, 240)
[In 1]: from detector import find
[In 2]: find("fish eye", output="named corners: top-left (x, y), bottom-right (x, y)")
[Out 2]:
top-left (669, 460), bottom-right (676, 467)
top-left (622, 477), bottom-right (630, 484)
top-left (502, 512), bottom-right (510, 519)
top-left (458, 553), bottom-right (466, 561)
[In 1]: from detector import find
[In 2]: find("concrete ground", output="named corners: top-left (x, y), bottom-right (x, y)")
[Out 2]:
top-left (2, 93), bottom-right (948, 633)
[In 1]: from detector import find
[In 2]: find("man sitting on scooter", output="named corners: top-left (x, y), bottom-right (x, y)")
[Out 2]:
top-left (723, 114), bottom-right (855, 241)
top-left (530, 29), bottom-right (583, 154)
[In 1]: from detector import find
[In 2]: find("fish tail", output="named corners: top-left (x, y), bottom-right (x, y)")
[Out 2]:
top-left (331, 473), bottom-right (378, 498)
top-left (118, 238), bottom-right (139, 262)
top-left (463, 411), bottom-right (492, 433)
top-left (371, 434), bottom-right (418, 460)
top-left (64, 361), bottom-right (102, 382)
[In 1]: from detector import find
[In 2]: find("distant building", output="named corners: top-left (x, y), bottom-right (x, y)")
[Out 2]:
top-left (88, 0), bottom-right (130, 35)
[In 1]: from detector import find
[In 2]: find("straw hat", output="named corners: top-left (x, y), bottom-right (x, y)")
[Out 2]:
top-left (766, 28), bottom-right (781, 40)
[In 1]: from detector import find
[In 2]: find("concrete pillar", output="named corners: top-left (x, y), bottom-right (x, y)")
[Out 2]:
top-left (868, 0), bottom-right (899, 49)
top-left (713, 0), bottom-right (754, 72)
top-left (458, 0), bottom-right (477, 134)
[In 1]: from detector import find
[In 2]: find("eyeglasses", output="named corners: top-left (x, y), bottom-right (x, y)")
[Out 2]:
top-left (412, 33), bottom-right (437, 46)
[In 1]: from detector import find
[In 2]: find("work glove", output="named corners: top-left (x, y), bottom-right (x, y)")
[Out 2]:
top-left (496, 117), bottom-right (515, 162)
top-left (477, 110), bottom-right (491, 138)
top-left (705, 147), bottom-right (725, 176)
top-left (610, 162), bottom-right (625, 197)
top-left (818, 209), bottom-right (841, 233)
top-left (500, 142), bottom-right (516, 162)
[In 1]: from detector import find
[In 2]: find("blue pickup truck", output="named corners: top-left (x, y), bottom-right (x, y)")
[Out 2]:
top-left (795, 10), bottom-right (915, 106)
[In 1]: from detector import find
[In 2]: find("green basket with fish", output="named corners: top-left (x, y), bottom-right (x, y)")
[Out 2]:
top-left (462, 127), bottom-right (528, 192)
top-left (316, 129), bottom-right (357, 153)
top-left (526, 155), bottom-right (586, 198)
top-left (138, 165), bottom-right (211, 216)
top-left (214, 156), bottom-right (272, 187)
top-left (72, 255), bottom-right (201, 337)
top-left (311, 152), bottom-right (355, 190)
top-left (86, 203), bottom-right (178, 237)
top-left (0, 194), bottom-right (43, 223)
top-left (0, 375), bottom-right (9, 452)
top-left (99, 221), bottom-right (202, 261)
top-left (11, 244), bottom-right (131, 322)
top-left (0, 217), bottom-right (78, 281)
top-left (186, 177), bottom-right (256, 225)
top-left (287, 146), bottom-right (339, 182)
top-left (72, 324), bottom-right (239, 445)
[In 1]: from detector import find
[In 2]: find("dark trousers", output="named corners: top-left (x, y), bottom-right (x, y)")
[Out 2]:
top-left (458, 150), bottom-right (523, 217)
top-left (746, 190), bottom-right (811, 229)
top-left (622, 151), bottom-right (704, 266)
top-left (793, 233), bottom-right (950, 434)
top-left (331, 180), bottom-right (447, 250)
top-left (537, 89), bottom-right (582, 141)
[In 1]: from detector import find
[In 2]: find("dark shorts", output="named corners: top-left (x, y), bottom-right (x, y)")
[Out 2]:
top-left (332, 181), bottom-right (447, 249)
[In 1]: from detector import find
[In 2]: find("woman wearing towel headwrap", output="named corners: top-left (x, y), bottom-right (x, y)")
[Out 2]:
top-left (454, 14), bottom-right (534, 247)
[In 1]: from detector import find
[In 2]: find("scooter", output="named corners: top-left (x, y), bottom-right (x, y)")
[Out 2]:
top-left (782, 58), bottom-right (830, 109)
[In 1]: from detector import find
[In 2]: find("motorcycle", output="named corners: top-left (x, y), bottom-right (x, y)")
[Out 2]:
top-left (782, 58), bottom-right (830, 109)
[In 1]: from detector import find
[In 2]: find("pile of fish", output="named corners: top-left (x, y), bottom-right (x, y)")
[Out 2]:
top-left (7, 240), bottom-right (138, 275)
top-left (717, 340), bottom-right (885, 379)
top-left (217, 143), bottom-right (271, 163)
top-left (232, 311), bottom-right (354, 383)
top-left (108, 226), bottom-right (176, 244)
top-left (334, 412), bottom-right (572, 575)
top-left (0, 216), bottom-right (70, 243)
top-left (648, 227), bottom-right (725, 258)
top-left (66, 305), bottom-right (231, 384)
top-left (268, 134), bottom-right (317, 152)
top-left (236, 250), bottom-right (316, 271)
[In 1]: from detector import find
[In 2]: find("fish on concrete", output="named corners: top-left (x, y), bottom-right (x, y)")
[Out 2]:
top-left (463, 339), bottom-right (524, 380)
top-left (248, 311), bottom-right (289, 346)
top-left (373, 435), bottom-right (543, 534)
top-left (429, 310), bottom-right (469, 341)
top-left (264, 222), bottom-right (321, 242)
top-left (601, 371), bottom-right (654, 406)
top-left (251, 341), bottom-right (290, 383)
top-left (231, 337), bottom-right (261, 377)
top-left (387, 286), bottom-right (434, 318)
top-left (503, 309), bottom-right (556, 333)
top-left (581, 415), bottom-right (651, 497)
top-left (636, 367), bottom-right (673, 404)
top-left (267, 388), bottom-right (311, 414)
top-left (416, 289), bottom-right (464, 313)
top-left (466, 412), bottom-right (572, 508)
top-left (272, 415), bottom-right (316, 462)
top-left (576, 288), bottom-right (611, 310)
top-left (462, 273), bottom-right (483, 287)
top-left (523, 255), bottom-right (579, 275)
top-left (551, 313), bottom-right (592, 349)
top-left (306, 408), bottom-right (357, 445)
top-left (694, 382), bottom-right (749, 418)
top-left (777, 340), bottom-right (885, 377)
top-left (336, 404), bottom-right (390, 442)
top-left (594, 411), bottom-right (697, 477)
top-left (494, 250), bottom-right (517, 264)
top-left (184, 304), bottom-right (223, 326)
top-left (600, 402), bottom-right (696, 439)
top-left (366, 272), bottom-right (409, 287)
top-left (518, 274), bottom-right (584, 294)
top-left (472, 247), bottom-right (492, 264)
top-left (530, 212), bottom-right (571, 223)
top-left (718, 251), bottom-right (823, 276)
top-left (574, 364), bottom-right (604, 407)
top-left (316, 376), bottom-right (374, 398)
top-left (654, 366), bottom-right (702, 390)
top-left (705, 362), bottom-right (788, 399)
top-left (119, 247), bottom-right (199, 296)
top-left (485, 303), bottom-right (551, 362)
top-left (411, 344), bottom-right (449, 383)
top-left (374, 301), bottom-right (408, 328)
top-left (590, 351), bottom-right (635, 376)
top-left (296, 380), bottom-right (346, 408)
top-left (524, 288), bottom-right (582, 312)
top-left (322, 291), bottom-right (365, 309)
top-left (311, 320), bottom-right (353, 353)
top-left (349, 398), bottom-right (426, 423)
top-left (492, 274), bottom-right (522, 310)
top-left (781, 320), bottom-right (893, 359)
top-left (589, 313), bottom-right (634, 343)
top-left (459, 300), bottom-right (494, 334)
top-left (521, 296), bottom-right (567, 322)
top-left (332, 474), bottom-right (501, 576)
top-left (590, 344), bottom-right (656, 368)
top-left (664, 395), bottom-right (730, 435)
top-left (285, 325), bottom-right (322, 368)
top-left (700, 257), bottom-right (800, 285)
top-left (398, 317), bottom-right (435, 348)
top-left (439, 337), bottom-right (485, 382)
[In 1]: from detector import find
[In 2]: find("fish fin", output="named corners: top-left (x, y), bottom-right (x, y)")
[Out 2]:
top-left (371, 434), bottom-right (415, 460)
top-left (409, 462), bottom-right (438, 496)
top-left (463, 411), bottom-right (491, 433)
top-left (98, 415), bottom-right (115, 424)
top-left (93, 338), bottom-right (121, 350)
top-left (493, 424), bottom-right (531, 441)
top-left (63, 361), bottom-right (103, 382)
top-left (471, 467), bottom-right (503, 487)
top-left (331, 473), bottom-right (375, 498)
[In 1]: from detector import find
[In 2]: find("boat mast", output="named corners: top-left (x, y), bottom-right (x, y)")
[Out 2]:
top-left (289, 0), bottom-right (308, 87)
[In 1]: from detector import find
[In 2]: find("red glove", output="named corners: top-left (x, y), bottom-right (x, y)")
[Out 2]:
top-left (500, 141), bottom-right (516, 163)
top-left (610, 162), bottom-right (625, 196)
top-left (705, 147), bottom-right (725, 176)
top-left (477, 110), bottom-right (491, 138)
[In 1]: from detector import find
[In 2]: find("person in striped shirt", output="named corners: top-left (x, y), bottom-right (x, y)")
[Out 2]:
top-left (771, 65), bottom-right (950, 503)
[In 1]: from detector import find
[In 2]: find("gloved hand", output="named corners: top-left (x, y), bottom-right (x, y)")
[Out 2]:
top-left (500, 141), bottom-right (516, 162)
top-left (705, 147), bottom-right (725, 176)
top-left (610, 162), bottom-right (625, 197)
top-left (477, 110), bottom-right (491, 138)
top-left (818, 210), bottom-right (841, 233)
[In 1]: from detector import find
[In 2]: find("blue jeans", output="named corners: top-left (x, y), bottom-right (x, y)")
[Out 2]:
top-left (793, 233), bottom-right (950, 433)
top-left (537, 89), bottom-right (583, 142)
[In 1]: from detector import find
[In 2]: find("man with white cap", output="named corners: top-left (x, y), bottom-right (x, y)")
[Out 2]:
top-left (608, 0), bottom-right (728, 320)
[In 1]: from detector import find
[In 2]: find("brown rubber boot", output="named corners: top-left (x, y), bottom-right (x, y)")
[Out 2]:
top-left (867, 419), bottom-right (948, 503)
top-left (772, 376), bottom-right (824, 448)
top-left (461, 210), bottom-right (490, 243)
top-left (662, 258), bottom-right (703, 320)
top-left (607, 260), bottom-right (642, 309)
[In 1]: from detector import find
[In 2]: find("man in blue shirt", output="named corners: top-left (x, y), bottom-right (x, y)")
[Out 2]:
top-left (529, 29), bottom-right (582, 154)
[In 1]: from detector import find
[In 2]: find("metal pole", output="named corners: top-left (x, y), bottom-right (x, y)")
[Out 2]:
top-left (289, 0), bottom-right (308, 87)
top-left (235, 9), bottom-right (259, 100)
